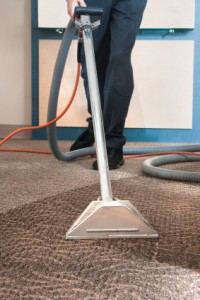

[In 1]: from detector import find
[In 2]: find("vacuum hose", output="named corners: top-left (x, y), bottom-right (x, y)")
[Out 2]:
top-left (47, 20), bottom-right (200, 182)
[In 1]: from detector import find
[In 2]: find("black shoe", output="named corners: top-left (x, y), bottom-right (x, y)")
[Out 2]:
top-left (93, 147), bottom-right (124, 170)
top-left (70, 130), bottom-right (95, 151)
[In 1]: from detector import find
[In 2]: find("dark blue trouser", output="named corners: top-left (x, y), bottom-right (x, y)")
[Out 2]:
top-left (82, 0), bottom-right (147, 148)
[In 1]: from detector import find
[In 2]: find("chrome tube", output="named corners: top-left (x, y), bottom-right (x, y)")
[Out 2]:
top-left (81, 16), bottom-right (113, 202)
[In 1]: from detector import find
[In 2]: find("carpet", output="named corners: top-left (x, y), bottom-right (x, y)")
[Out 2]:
top-left (1, 176), bottom-right (200, 299)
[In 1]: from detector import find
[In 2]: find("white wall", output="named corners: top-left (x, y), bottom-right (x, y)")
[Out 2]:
top-left (39, 40), bottom-right (194, 130)
top-left (0, 0), bottom-right (31, 131)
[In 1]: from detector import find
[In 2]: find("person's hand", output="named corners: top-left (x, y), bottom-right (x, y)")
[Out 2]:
top-left (66, 0), bottom-right (87, 19)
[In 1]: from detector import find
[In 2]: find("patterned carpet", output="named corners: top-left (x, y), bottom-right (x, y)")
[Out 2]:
top-left (1, 174), bottom-right (200, 299)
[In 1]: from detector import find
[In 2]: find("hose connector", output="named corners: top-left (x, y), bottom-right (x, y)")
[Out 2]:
top-left (74, 7), bottom-right (103, 31)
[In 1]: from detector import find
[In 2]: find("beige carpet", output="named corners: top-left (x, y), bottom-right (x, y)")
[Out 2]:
top-left (0, 140), bottom-right (200, 299)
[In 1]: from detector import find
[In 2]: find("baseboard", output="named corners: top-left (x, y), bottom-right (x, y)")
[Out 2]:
top-left (0, 125), bottom-right (32, 139)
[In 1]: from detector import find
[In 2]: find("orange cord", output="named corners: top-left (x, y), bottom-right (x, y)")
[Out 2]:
top-left (0, 63), bottom-right (81, 154)
top-left (0, 61), bottom-right (200, 159)
top-left (90, 151), bottom-right (200, 160)
top-left (124, 151), bottom-right (200, 159)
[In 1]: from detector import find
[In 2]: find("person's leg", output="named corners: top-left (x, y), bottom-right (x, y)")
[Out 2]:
top-left (81, 0), bottom-right (112, 131)
top-left (71, 0), bottom-right (147, 169)
top-left (103, 0), bottom-right (147, 148)
top-left (70, 0), bottom-right (112, 151)
top-left (81, 30), bottom-right (111, 133)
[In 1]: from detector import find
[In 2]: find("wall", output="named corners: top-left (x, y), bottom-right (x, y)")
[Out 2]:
top-left (0, 0), bottom-right (31, 138)
top-left (0, 0), bottom-right (200, 143)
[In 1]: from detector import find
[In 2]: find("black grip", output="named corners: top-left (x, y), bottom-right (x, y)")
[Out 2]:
top-left (74, 7), bottom-right (103, 18)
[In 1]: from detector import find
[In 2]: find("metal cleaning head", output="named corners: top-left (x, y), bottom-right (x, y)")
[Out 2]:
top-left (66, 198), bottom-right (158, 240)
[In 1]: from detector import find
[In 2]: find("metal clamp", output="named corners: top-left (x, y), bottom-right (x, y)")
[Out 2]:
top-left (74, 6), bottom-right (103, 30)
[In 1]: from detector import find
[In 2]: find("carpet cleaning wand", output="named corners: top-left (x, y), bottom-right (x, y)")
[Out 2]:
top-left (63, 7), bottom-right (158, 239)
top-left (74, 7), bottom-right (113, 203)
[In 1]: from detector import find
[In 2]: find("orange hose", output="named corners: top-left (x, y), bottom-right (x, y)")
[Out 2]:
top-left (124, 151), bottom-right (200, 159)
top-left (0, 148), bottom-right (51, 155)
top-left (0, 63), bottom-right (81, 154)
top-left (90, 151), bottom-right (200, 160)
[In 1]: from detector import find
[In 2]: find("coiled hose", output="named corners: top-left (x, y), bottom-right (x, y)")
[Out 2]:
top-left (47, 20), bottom-right (200, 182)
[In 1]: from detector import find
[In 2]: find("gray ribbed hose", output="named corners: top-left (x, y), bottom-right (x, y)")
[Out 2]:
top-left (47, 20), bottom-right (200, 182)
